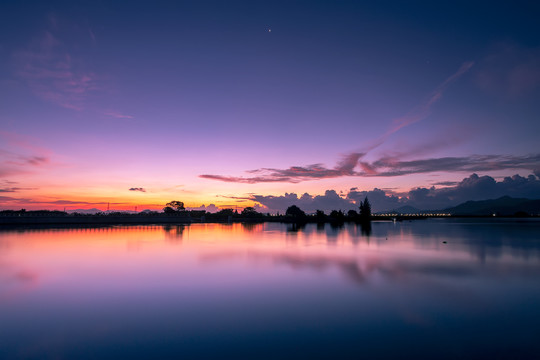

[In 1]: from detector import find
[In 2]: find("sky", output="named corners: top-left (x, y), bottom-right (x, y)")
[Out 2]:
top-left (1, 0), bottom-right (540, 212)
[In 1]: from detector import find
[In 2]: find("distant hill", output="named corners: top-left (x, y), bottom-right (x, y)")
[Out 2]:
top-left (67, 209), bottom-right (139, 214)
top-left (67, 208), bottom-right (103, 214)
top-left (444, 196), bottom-right (540, 216)
top-left (375, 205), bottom-right (421, 215)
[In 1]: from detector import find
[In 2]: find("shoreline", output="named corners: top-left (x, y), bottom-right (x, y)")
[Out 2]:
top-left (0, 214), bottom-right (194, 226)
top-left (0, 214), bottom-right (538, 227)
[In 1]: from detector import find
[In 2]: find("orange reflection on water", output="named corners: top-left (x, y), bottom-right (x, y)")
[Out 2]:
top-left (1, 220), bottom-right (540, 360)
top-left (1, 221), bottom-right (540, 308)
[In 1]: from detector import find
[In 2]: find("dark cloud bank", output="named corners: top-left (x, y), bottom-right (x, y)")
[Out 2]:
top-left (245, 173), bottom-right (540, 213)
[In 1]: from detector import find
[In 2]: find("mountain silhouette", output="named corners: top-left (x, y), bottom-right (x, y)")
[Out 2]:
top-left (375, 205), bottom-right (421, 214)
top-left (444, 196), bottom-right (540, 216)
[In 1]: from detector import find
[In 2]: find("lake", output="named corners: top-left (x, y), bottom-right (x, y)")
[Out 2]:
top-left (1, 219), bottom-right (540, 359)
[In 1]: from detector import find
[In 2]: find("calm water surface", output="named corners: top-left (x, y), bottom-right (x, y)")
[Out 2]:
top-left (1, 219), bottom-right (540, 359)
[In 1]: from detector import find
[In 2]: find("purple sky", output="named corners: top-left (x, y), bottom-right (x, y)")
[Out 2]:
top-left (1, 1), bottom-right (539, 212)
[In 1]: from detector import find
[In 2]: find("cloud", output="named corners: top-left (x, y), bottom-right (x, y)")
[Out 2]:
top-left (199, 174), bottom-right (292, 184)
top-left (25, 156), bottom-right (49, 165)
top-left (402, 173), bottom-right (540, 210)
top-left (250, 190), bottom-right (358, 214)
top-left (351, 62), bottom-right (475, 156)
top-left (402, 172), bottom-right (540, 210)
top-left (0, 195), bottom-right (25, 203)
top-left (367, 153), bottom-right (540, 177)
top-left (4, 174), bottom-right (539, 213)
top-left (201, 152), bottom-right (365, 184)
top-left (104, 110), bottom-right (134, 119)
top-left (346, 188), bottom-right (402, 212)
top-left (129, 187), bottom-right (146, 192)
top-left (475, 43), bottom-right (540, 97)
top-left (5, 155), bottom-right (49, 167)
top-left (200, 62), bottom-right (476, 184)
top-left (244, 172), bottom-right (540, 213)
top-left (0, 132), bottom-right (55, 178)
top-left (13, 31), bottom-right (97, 110)
top-left (186, 204), bottom-right (220, 213)
top-left (0, 196), bottom-right (138, 211)
top-left (88, 29), bottom-right (96, 43)
top-left (431, 181), bottom-right (459, 186)
top-left (49, 200), bottom-right (109, 205)
top-left (0, 196), bottom-right (114, 206)
top-left (201, 153), bottom-right (540, 184)
top-left (12, 19), bottom-right (133, 118)
top-left (0, 131), bottom-right (51, 154)
top-left (0, 187), bottom-right (36, 193)
top-left (385, 61), bottom-right (474, 137)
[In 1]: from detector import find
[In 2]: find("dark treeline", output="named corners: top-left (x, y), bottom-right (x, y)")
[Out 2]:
top-left (159, 198), bottom-right (373, 223)
top-left (0, 197), bottom-right (477, 224)
top-left (6, 196), bottom-right (535, 225)
top-left (0, 209), bottom-right (69, 217)
top-left (160, 198), bottom-right (374, 223)
top-left (278, 197), bottom-right (372, 224)
top-left (0, 198), bottom-right (373, 224)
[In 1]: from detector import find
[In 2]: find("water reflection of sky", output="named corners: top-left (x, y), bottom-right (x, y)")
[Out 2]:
top-left (1, 220), bottom-right (540, 359)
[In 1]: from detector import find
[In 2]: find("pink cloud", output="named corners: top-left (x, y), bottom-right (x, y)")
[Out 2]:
top-left (201, 153), bottom-right (365, 183)
top-left (200, 152), bottom-right (540, 184)
top-left (200, 62), bottom-right (475, 184)
top-left (0, 131), bottom-right (52, 155)
top-left (0, 131), bottom-right (55, 177)
top-left (89, 29), bottom-right (96, 43)
top-left (384, 61), bottom-right (474, 140)
top-left (13, 31), bottom-right (97, 110)
top-left (5, 156), bottom-right (49, 167)
top-left (475, 43), bottom-right (540, 97)
top-left (104, 110), bottom-right (134, 119)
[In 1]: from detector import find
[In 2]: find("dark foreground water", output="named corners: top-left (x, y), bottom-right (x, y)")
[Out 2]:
top-left (1, 219), bottom-right (540, 359)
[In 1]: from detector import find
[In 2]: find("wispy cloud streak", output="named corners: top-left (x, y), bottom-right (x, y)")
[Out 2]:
top-left (14, 31), bottom-right (96, 110)
top-left (367, 154), bottom-right (540, 177)
top-left (0, 131), bottom-right (55, 177)
top-left (201, 153), bottom-right (540, 183)
top-left (361, 61), bottom-right (474, 154)
top-left (201, 153), bottom-right (364, 183)
top-left (201, 62), bottom-right (477, 183)
top-left (387, 61), bottom-right (474, 135)
top-left (104, 110), bottom-right (134, 119)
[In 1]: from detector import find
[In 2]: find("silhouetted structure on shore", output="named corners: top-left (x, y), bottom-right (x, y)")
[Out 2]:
top-left (1, 196), bottom-right (539, 226)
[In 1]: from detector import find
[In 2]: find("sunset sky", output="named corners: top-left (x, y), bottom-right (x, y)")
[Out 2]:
top-left (1, 1), bottom-right (539, 212)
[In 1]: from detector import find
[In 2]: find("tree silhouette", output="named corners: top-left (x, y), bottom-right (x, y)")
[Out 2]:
top-left (359, 197), bottom-right (371, 221)
top-left (330, 210), bottom-right (345, 223)
top-left (285, 205), bottom-right (306, 218)
top-left (163, 200), bottom-right (186, 214)
top-left (217, 209), bottom-right (235, 217)
top-left (315, 209), bottom-right (326, 223)
top-left (163, 206), bottom-right (176, 214)
top-left (241, 207), bottom-right (261, 218)
top-left (166, 200), bottom-right (185, 211)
